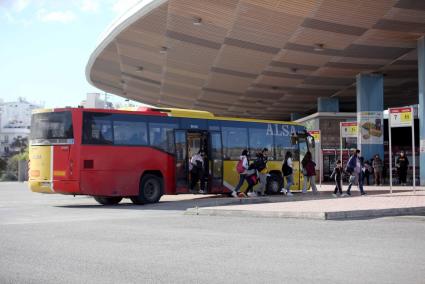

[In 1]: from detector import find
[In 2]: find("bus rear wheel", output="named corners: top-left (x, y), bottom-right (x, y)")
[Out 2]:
top-left (93, 196), bottom-right (122, 205)
top-left (266, 174), bottom-right (282, 194)
top-left (130, 174), bottom-right (163, 205)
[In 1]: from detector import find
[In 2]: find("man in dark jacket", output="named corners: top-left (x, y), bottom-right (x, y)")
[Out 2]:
top-left (372, 154), bottom-right (383, 185)
top-left (396, 150), bottom-right (409, 185)
top-left (345, 149), bottom-right (366, 196)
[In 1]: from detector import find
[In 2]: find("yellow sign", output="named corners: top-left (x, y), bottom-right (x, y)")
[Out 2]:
top-left (340, 122), bottom-right (358, 138)
top-left (400, 112), bottom-right (412, 123)
top-left (390, 107), bottom-right (413, 128)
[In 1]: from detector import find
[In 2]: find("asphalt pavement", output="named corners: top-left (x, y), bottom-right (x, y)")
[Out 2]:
top-left (1, 182), bottom-right (425, 283)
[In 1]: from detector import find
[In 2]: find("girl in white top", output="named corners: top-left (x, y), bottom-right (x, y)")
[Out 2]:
top-left (233, 149), bottom-right (249, 197)
top-left (281, 151), bottom-right (294, 196)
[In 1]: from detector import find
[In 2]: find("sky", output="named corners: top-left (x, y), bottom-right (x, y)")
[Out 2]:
top-left (0, 0), bottom-right (142, 108)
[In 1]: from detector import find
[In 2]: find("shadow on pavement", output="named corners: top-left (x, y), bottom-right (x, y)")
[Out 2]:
top-left (54, 189), bottom-right (418, 212)
top-left (55, 195), bottom-right (249, 211)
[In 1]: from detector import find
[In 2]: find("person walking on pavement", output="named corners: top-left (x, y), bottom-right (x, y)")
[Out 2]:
top-left (372, 154), bottom-right (383, 185)
top-left (396, 150), bottom-right (409, 185)
top-left (362, 160), bottom-right (372, 185)
top-left (281, 151), bottom-right (294, 196)
top-left (301, 151), bottom-right (318, 194)
top-left (233, 149), bottom-right (249, 197)
top-left (330, 159), bottom-right (344, 197)
top-left (345, 149), bottom-right (366, 196)
top-left (189, 150), bottom-right (205, 193)
top-left (251, 148), bottom-right (269, 197)
top-left (239, 161), bottom-right (259, 197)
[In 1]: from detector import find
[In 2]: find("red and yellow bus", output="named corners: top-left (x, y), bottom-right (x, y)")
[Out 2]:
top-left (28, 107), bottom-right (314, 205)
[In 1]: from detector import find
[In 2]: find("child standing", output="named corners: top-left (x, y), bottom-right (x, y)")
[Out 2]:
top-left (330, 160), bottom-right (344, 197)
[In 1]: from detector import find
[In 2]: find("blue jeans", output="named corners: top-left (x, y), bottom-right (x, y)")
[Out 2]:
top-left (285, 174), bottom-right (293, 192)
top-left (234, 174), bottom-right (246, 192)
top-left (347, 172), bottom-right (364, 194)
top-left (302, 176), bottom-right (317, 193)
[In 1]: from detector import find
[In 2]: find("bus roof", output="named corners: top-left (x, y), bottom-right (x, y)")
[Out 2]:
top-left (33, 107), bottom-right (303, 126)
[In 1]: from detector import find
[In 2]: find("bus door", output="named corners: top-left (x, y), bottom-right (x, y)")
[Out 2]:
top-left (174, 130), bottom-right (189, 193)
top-left (175, 130), bottom-right (207, 193)
top-left (297, 135), bottom-right (314, 190)
top-left (208, 131), bottom-right (223, 192)
top-left (298, 136), bottom-right (309, 189)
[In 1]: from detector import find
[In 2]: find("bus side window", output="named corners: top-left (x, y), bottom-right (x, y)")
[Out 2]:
top-left (275, 135), bottom-right (296, 161)
top-left (149, 122), bottom-right (178, 153)
top-left (222, 126), bottom-right (248, 160)
top-left (82, 113), bottom-right (113, 145)
top-left (100, 124), bottom-right (113, 144)
top-left (113, 120), bottom-right (148, 145)
top-left (249, 127), bottom-right (274, 160)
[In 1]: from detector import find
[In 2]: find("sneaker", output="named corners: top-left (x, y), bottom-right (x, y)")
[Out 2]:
top-left (286, 192), bottom-right (294, 196)
top-left (231, 191), bottom-right (238, 198)
top-left (332, 193), bottom-right (337, 198)
top-left (361, 192), bottom-right (367, 196)
top-left (346, 192), bottom-right (351, 196)
top-left (237, 192), bottom-right (247, 198)
top-left (248, 192), bottom-right (258, 197)
top-left (301, 190), bottom-right (307, 194)
top-left (280, 188), bottom-right (286, 194)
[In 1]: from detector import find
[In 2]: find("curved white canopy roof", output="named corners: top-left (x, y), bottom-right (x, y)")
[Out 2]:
top-left (86, 0), bottom-right (425, 119)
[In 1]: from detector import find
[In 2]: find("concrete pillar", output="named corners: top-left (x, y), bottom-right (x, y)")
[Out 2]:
top-left (317, 97), bottom-right (339, 112)
top-left (356, 73), bottom-right (384, 161)
top-left (418, 37), bottom-right (425, 186)
top-left (290, 113), bottom-right (303, 121)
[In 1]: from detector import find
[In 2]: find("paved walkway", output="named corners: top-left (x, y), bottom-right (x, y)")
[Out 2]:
top-left (185, 185), bottom-right (425, 220)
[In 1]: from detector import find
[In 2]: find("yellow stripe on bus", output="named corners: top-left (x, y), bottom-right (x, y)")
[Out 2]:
top-left (28, 146), bottom-right (54, 193)
top-left (32, 108), bottom-right (54, 114)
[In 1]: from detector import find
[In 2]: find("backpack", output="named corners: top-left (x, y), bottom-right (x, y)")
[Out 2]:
top-left (282, 162), bottom-right (292, 176)
top-left (236, 159), bottom-right (244, 174)
top-left (253, 157), bottom-right (266, 172)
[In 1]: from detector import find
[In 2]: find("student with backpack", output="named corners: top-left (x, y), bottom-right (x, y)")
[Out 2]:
top-left (281, 151), bottom-right (294, 196)
top-left (254, 148), bottom-right (269, 197)
top-left (330, 160), bottom-right (344, 197)
top-left (189, 150), bottom-right (205, 194)
top-left (301, 151), bottom-right (318, 194)
top-left (233, 149), bottom-right (249, 197)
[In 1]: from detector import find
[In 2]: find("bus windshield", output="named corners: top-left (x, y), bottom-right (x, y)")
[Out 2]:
top-left (30, 111), bottom-right (74, 145)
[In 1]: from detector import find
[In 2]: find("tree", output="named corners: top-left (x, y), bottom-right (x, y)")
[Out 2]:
top-left (1, 147), bottom-right (28, 181)
top-left (10, 137), bottom-right (28, 155)
top-left (0, 158), bottom-right (6, 177)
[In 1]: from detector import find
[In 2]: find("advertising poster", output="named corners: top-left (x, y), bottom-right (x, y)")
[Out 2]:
top-left (357, 111), bottom-right (383, 144)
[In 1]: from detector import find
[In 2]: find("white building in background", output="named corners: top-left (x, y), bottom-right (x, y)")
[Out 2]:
top-left (0, 98), bottom-right (42, 156)
top-left (80, 93), bottom-right (113, 109)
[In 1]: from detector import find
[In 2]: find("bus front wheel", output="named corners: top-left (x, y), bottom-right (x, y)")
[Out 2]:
top-left (93, 196), bottom-right (122, 205)
top-left (131, 174), bottom-right (163, 205)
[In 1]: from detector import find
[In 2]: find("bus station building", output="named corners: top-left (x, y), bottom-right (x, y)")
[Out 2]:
top-left (85, 0), bottom-right (425, 185)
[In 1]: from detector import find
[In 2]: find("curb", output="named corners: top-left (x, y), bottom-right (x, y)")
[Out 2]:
top-left (324, 206), bottom-right (425, 220)
top-left (185, 206), bottom-right (425, 220)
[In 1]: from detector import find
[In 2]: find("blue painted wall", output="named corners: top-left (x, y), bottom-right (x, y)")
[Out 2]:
top-left (356, 73), bottom-right (384, 161)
